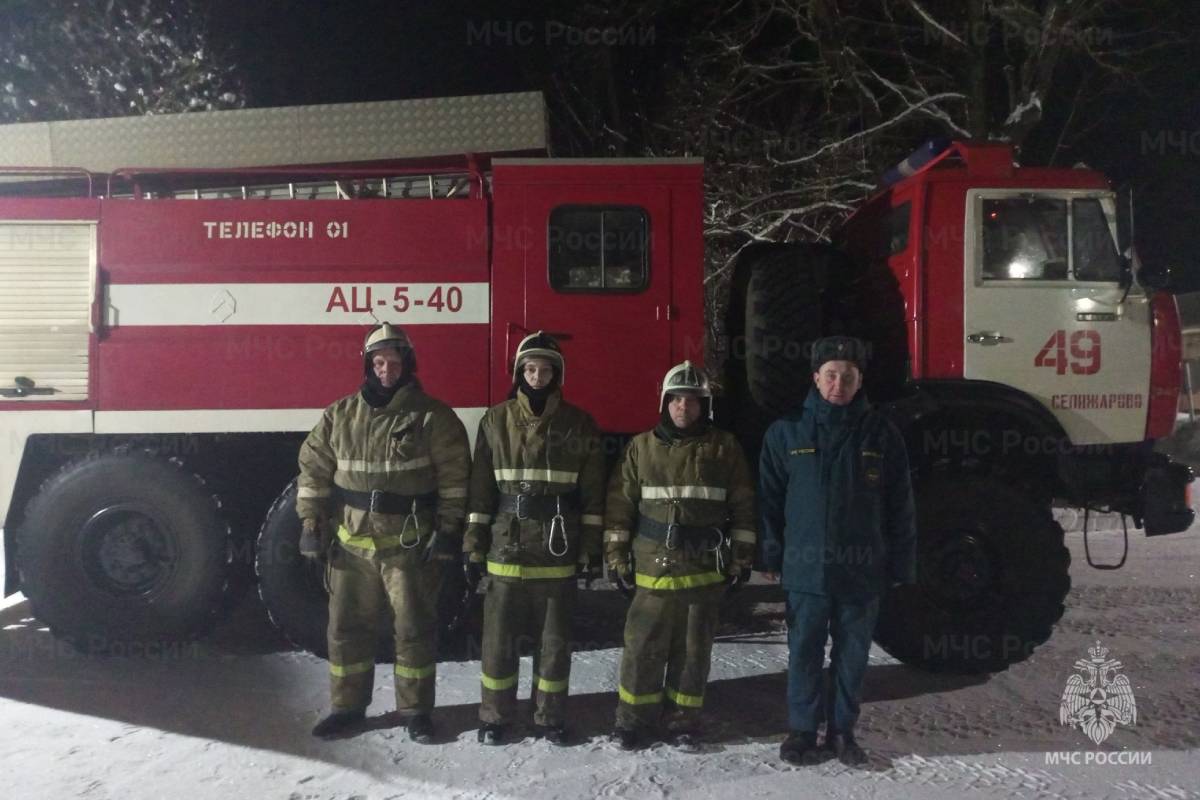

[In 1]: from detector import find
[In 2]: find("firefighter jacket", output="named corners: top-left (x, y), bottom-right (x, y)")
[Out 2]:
top-left (464, 389), bottom-right (606, 580)
top-left (605, 426), bottom-right (757, 592)
top-left (296, 382), bottom-right (471, 563)
top-left (758, 387), bottom-right (917, 599)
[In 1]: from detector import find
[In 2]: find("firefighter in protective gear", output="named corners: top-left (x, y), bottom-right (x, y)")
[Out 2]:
top-left (297, 323), bottom-right (471, 742)
top-left (605, 361), bottom-right (757, 750)
top-left (465, 331), bottom-right (606, 746)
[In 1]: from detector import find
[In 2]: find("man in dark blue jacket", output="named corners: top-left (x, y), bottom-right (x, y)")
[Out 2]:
top-left (758, 336), bottom-right (917, 767)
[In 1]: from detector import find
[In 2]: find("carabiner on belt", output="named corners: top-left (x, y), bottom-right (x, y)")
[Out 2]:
top-left (399, 497), bottom-right (423, 549)
top-left (708, 527), bottom-right (728, 573)
top-left (664, 500), bottom-right (681, 551)
top-left (547, 495), bottom-right (568, 557)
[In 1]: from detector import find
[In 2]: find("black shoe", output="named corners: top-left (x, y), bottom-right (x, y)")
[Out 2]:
top-left (406, 713), bottom-right (434, 744)
top-left (534, 724), bottom-right (569, 746)
top-left (477, 723), bottom-right (506, 746)
top-left (825, 731), bottom-right (867, 766)
top-left (311, 709), bottom-right (366, 739)
top-left (612, 726), bottom-right (642, 751)
top-left (779, 730), bottom-right (820, 765)
top-left (666, 731), bottom-right (701, 753)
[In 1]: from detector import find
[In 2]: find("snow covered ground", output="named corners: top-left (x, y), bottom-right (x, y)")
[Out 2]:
top-left (1, 513), bottom-right (1197, 800)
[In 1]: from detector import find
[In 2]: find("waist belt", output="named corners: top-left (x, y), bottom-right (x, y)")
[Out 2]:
top-left (497, 492), bottom-right (577, 521)
top-left (637, 516), bottom-right (726, 550)
top-left (336, 487), bottom-right (437, 515)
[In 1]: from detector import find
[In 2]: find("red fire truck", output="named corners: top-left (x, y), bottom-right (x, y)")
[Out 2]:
top-left (0, 98), bottom-right (1192, 673)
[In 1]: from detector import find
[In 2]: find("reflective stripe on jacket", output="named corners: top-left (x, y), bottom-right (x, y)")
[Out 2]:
top-left (465, 390), bottom-right (606, 578)
top-left (605, 426), bottom-right (756, 591)
top-left (296, 382), bottom-right (471, 562)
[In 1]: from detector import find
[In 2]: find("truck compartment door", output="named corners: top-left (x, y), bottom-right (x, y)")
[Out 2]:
top-left (515, 185), bottom-right (674, 434)
top-left (0, 222), bottom-right (96, 403)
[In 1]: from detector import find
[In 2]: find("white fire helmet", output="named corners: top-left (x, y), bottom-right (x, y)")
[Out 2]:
top-left (660, 360), bottom-right (712, 418)
top-left (362, 322), bottom-right (413, 358)
top-left (512, 330), bottom-right (565, 385)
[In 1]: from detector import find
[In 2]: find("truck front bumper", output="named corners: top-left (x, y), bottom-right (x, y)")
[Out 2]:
top-left (1141, 454), bottom-right (1194, 535)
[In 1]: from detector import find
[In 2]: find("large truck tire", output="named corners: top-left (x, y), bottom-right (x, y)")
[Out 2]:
top-left (873, 475), bottom-right (1071, 673)
top-left (723, 243), bottom-right (826, 468)
top-left (742, 243), bottom-right (826, 418)
top-left (255, 481), bottom-right (334, 657)
top-left (255, 480), bottom-right (469, 661)
top-left (16, 451), bottom-right (231, 649)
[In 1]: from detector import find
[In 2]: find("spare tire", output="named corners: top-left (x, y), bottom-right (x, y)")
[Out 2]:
top-left (17, 451), bottom-right (231, 649)
top-left (873, 475), bottom-right (1071, 673)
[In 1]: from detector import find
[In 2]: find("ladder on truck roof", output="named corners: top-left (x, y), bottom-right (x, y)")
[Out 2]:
top-left (104, 161), bottom-right (487, 201)
top-left (0, 163), bottom-right (487, 200)
top-left (0, 92), bottom-right (547, 172)
top-left (0, 91), bottom-right (546, 198)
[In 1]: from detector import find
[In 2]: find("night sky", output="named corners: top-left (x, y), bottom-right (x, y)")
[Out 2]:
top-left (206, 1), bottom-right (530, 106)
top-left (206, 1), bottom-right (1200, 293)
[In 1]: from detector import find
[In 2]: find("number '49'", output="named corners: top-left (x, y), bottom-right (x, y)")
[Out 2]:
top-left (1034, 329), bottom-right (1101, 375)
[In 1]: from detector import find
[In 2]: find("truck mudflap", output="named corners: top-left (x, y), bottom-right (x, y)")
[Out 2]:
top-left (1142, 454), bottom-right (1194, 535)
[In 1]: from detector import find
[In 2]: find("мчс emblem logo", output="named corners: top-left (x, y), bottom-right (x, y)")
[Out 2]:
top-left (1059, 641), bottom-right (1137, 745)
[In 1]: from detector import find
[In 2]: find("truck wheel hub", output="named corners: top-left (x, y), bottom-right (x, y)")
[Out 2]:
top-left (928, 532), bottom-right (994, 603)
top-left (79, 504), bottom-right (177, 596)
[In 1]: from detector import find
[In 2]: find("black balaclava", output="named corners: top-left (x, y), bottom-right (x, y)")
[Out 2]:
top-left (360, 348), bottom-right (416, 408)
top-left (654, 394), bottom-right (711, 442)
top-left (508, 366), bottom-right (560, 416)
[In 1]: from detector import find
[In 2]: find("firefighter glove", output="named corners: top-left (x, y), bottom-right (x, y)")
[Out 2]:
top-left (463, 554), bottom-right (485, 592)
top-left (725, 566), bottom-right (753, 592)
top-left (607, 560), bottom-right (634, 597)
top-left (422, 530), bottom-right (460, 563)
top-left (299, 518), bottom-right (330, 561)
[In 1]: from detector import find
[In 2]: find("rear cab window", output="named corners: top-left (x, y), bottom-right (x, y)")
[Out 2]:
top-left (548, 205), bottom-right (649, 292)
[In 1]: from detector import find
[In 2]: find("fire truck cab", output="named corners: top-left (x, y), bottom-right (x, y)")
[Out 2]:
top-left (726, 139), bottom-right (1194, 672)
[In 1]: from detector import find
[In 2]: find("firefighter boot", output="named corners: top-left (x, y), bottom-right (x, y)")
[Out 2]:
top-left (311, 708), bottom-right (366, 739)
top-left (534, 723), bottom-right (569, 746)
top-left (477, 723), bottom-right (507, 746)
top-left (407, 713), bottom-right (434, 744)
top-left (611, 726), bottom-right (643, 751)
top-left (779, 730), bottom-right (821, 765)
top-left (665, 730), bottom-right (701, 753)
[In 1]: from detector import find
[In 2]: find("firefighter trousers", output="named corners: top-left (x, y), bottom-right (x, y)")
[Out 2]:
top-left (479, 577), bottom-right (576, 727)
top-left (615, 585), bottom-right (722, 731)
top-left (326, 546), bottom-right (444, 714)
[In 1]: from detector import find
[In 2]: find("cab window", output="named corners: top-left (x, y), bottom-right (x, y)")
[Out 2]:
top-left (982, 197), bottom-right (1068, 280)
top-left (1072, 198), bottom-right (1122, 281)
top-left (548, 206), bottom-right (648, 292)
top-left (981, 195), bottom-right (1120, 283)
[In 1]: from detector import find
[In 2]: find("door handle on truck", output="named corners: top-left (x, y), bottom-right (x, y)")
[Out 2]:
top-left (966, 332), bottom-right (1013, 346)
